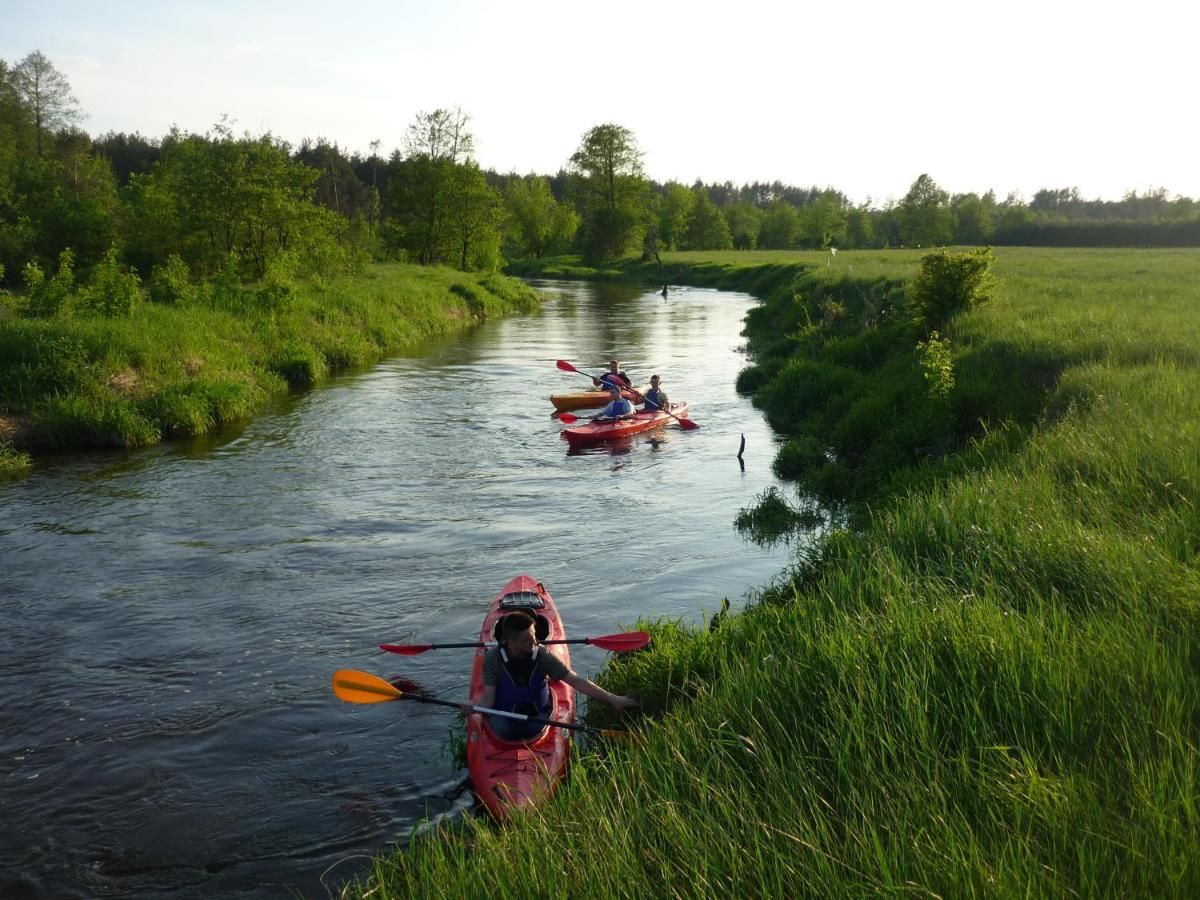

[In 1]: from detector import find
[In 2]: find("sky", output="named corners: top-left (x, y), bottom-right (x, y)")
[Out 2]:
top-left (5, 0), bottom-right (1199, 205)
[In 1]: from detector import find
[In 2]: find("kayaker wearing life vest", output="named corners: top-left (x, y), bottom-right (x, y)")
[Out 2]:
top-left (592, 359), bottom-right (632, 391)
top-left (478, 611), bottom-right (637, 741)
top-left (599, 383), bottom-right (635, 420)
top-left (641, 374), bottom-right (669, 412)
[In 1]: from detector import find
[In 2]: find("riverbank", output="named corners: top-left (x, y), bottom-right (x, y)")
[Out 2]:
top-left (0, 264), bottom-right (538, 476)
top-left (344, 248), bottom-right (1200, 897)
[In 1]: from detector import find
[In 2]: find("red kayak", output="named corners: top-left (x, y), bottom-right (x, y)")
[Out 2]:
top-left (466, 576), bottom-right (575, 819)
top-left (561, 402), bottom-right (690, 445)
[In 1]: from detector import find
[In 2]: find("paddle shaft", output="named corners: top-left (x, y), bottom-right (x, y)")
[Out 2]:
top-left (407, 692), bottom-right (604, 734)
top-left (380, 631), bottom-right (649, 656)
top-left (393, 638), bottom-right (601, 651)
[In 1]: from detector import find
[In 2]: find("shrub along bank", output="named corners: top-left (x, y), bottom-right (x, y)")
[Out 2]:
top-left (342, 248), bottom-right (1200, 898)
top-left (0, 263), bottom-right (538, 475)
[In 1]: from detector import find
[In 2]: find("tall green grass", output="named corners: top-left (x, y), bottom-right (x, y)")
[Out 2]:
top-left (342, 248), bottom-right (1200, 898)
top-left (0, 264), bottom-right (538, 457)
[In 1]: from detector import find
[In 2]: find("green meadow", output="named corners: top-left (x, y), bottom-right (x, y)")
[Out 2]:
top-left (345, 247), bottom-right (1200, 898)
top-left (0, 264), bottom-right (537, 477)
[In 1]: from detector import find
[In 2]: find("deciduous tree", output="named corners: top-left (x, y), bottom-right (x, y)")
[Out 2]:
top-left (568, 123), bottom-right (649, 263)
top-left (898, 174), bottom-right (952, 248)
top-left (503, 175), bottom-right (577, 258)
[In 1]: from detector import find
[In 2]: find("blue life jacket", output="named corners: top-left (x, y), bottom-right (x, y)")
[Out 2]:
top-left (602, 397), bottom-right (634, 418)
top-left (643, 388), bottom-right (666, 410)
top-left (494, 648), bottom-right (551, 716)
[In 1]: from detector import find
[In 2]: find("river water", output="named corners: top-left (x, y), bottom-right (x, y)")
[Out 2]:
top-left (0, 279), bottom-right (797, 898)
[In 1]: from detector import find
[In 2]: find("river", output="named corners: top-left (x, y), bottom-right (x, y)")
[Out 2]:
top-left (0, 279), bottom-right (797, 898)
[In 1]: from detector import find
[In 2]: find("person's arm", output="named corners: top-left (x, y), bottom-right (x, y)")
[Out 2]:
top-left (477, 683), bottom-right (496, 709)
top-left (562, 671), bottom-right (638, 710)
top-left (474, 650), bottom-right (498, 711)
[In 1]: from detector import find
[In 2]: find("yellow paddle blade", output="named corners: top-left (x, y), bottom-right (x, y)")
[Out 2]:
top-left (332, 669), bottom-right (405, 704)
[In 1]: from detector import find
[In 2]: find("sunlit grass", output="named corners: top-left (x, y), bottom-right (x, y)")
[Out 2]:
top-left (0, 264), bottom-right (539, 457)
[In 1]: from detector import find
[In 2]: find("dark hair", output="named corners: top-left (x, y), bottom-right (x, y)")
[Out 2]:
top-left (502, 611), bottom-right (536, 641)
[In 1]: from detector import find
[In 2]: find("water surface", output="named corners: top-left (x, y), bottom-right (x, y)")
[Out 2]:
top-left (0, 280), bottom-right (798, 898)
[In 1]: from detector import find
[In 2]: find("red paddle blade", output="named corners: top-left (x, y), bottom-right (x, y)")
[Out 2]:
top-left (677, 418), bottom-right (700, 431)
top-left (379, 643), bottom-right (434, 655)
top-left (556, 359), bottom-right (581, 374)
top-left (588, 631), bottom-right (651, 652)
top-left (558, 413), bottom-right (578, 424)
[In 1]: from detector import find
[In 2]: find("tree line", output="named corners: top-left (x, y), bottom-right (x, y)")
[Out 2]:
top-left (4, 49), bottom-right (1199, 301)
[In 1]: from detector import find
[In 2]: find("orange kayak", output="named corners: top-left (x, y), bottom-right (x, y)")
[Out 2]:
top-left (561, 402), bottom-right (689, 445)
top-left (550, 385), bottom-right (646, 412)
top-left (466, 576), bottom-right (575, 819)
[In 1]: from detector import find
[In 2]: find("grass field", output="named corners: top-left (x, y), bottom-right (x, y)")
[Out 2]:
top-left (343, 247), bottom-right (1200, 898)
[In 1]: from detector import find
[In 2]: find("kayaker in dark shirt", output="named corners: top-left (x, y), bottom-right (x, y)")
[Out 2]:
top-left (641, 374), bottom-right (669, 412)
top-left (477, 611), bottom-right (637, 741)
top-left (592, 359), bottom-right (632, 391)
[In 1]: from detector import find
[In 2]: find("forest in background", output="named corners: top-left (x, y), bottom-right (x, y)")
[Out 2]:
top-left (3, 49), bottom-right (1200, 301)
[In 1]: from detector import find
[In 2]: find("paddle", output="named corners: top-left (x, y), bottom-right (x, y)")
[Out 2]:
top-left (380, 630), bottom-right (650, 656)
top-left (555, 359), bottom-right (699, 430)
top-left (332, 669), bottom-right (631, 739)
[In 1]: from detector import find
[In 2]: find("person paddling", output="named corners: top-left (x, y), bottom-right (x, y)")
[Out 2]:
top-left (592, 359), bottom-right (632, 391)
top-left (640, 374), bottom-right (669, 412)
top-left (598, 383), bottom-right (635, 420)
top-left (477, 611), bottom-right (637, 741)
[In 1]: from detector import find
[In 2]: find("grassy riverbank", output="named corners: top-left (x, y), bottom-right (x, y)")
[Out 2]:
top-left (344, 248), bottom-right (1200, 898)
top-left (0, 264), bottom-right (537, 473)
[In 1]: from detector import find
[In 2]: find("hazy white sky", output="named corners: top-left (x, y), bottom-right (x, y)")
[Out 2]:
top-left (5, 0), bottom-right (1198, 205)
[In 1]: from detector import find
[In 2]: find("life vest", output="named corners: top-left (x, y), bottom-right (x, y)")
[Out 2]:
top-left (602, 397), bottom-right (634, 418)
top-left (643, 388), bottom-right (666, 410)
top-left (494, 647), bottom-right (551, 716)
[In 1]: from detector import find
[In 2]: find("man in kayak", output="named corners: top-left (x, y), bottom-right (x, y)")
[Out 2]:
top-left (598, 383), bottom-right (635, 420)
top-left (640, 374), bottom-right (669, 412)
top-left (478, 611), bottom-right (637, 741)
top-left (592, 359), bottom-right (632, 390)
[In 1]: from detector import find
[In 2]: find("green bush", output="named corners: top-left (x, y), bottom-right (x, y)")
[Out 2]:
top-left (147, 255), bottom-right (196, 305)
top-left (916, 330), bottom-right (955, 399)
top-left (23, 249), bottom-right (76, 318)
top-left (256, 251), bottom-right (300, 311)
top-left (909, 247), bottom-right (996, 333)
top-left (78, 247), bottom-right (142, 318)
